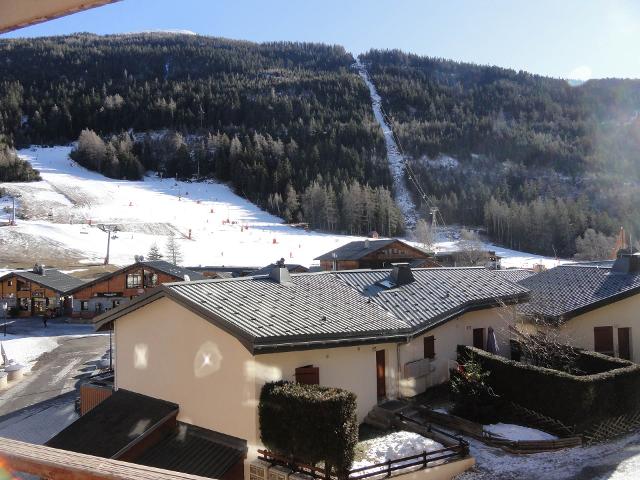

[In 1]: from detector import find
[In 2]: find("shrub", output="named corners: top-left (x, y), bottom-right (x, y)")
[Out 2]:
top-left (457, 345), bottom-right (640, 431)
top-left (259, 381), bottom-right (358, 476)
top-left (450, 358), bottom-right (500, 424)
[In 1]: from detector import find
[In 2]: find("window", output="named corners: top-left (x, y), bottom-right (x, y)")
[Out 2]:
top-left (80, 301), bottom-right (89, 311)
top-left (143, 270), bottom-right (158, 287)
top-left (17, 279), bottom-right (30, 291)
top-left (19, 297), bottom-right (29, 311)
top-left (295, 365), bottom-right (319, 385)
top-left (7, 280), bottom-right (12, 287)
top-left (424, 335), bottom-right (435, 359)
top-left (594, 326), bottom-right (614, 356)
top-left (126, 273), bottom-right (142, 289)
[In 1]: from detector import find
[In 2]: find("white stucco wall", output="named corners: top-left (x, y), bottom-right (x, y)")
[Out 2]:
top-left (114, 297), bottom-right (400, 450)
top-left (398, 306), bottom-right (516, 397)
top-left (546, 294), bottom-right (640, 362)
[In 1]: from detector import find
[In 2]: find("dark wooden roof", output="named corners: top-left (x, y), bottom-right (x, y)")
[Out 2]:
top-left (314, 239), bottom-right (428, 261)
top-left (136, 422), bottom-right (246, 479)
top-left (518, 261), bottom-right (640, 322)
top-left (46, 389), bottom-right (178, 458)
top-left (0, 268), bottom-right (86, 294)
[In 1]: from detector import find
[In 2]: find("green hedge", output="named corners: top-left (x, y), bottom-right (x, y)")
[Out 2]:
top-left (258, 381), bottom-right (358, 475)
top-left (458, 345), bottom-right (640, 431)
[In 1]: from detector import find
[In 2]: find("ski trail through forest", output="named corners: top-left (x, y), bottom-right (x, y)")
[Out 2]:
top-left (355, 59), bottom-right (419, 229)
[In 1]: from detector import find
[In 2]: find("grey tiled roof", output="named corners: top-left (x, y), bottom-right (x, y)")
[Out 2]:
top-left (96, 267), bottom-right (529, 353)
top-left (336, 268), bottom-right (529, 333)
top-left (518, 264), bottom-right (640, 321)
top-left (494, 269), bottom-right (535, 284)
top-left (315, 239), bottom-right (426, 261)
top-left (1, 269), bottom-right (86, 293)
top-left (166, 273), bottom-right (410, 350)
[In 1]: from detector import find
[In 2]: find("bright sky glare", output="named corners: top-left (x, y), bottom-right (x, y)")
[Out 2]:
top-left (2, 0), bottom-right (640, 79)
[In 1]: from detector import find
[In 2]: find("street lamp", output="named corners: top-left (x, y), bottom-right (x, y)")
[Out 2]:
top-left (2, 301), bottom-right (7, 337)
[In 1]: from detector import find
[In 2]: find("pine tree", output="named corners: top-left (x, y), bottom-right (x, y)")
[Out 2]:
top-left (147, 242), bottom-right (163, 260)
top-left (165, 232), bottom-right (183, 265)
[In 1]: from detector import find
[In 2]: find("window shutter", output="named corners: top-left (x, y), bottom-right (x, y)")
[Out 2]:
top-left (424, 335), bottom-right (435, 359)
top-left (295, 365), bottom-right (319, 385)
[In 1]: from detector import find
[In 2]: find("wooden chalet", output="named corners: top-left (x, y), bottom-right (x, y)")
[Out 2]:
top-left (0, 265), bottom-right (85, 317)
top-left (314, 238), bottom-right (431, 270)
top-left (67, 260), bottom-right (204, 319)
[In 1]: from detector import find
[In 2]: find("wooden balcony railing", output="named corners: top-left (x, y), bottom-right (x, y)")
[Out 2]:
top-left (0, 438), bottom-right (212, 480)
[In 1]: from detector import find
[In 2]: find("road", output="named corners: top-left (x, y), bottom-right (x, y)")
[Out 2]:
top-left (0, 325), bottom-right (109, 417)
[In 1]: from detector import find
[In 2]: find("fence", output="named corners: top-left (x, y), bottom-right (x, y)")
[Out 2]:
top-left (258, 433), bottom-right (468, 480)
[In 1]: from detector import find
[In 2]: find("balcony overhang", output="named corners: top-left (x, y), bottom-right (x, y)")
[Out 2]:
top-left (0, 0), bottom-right (120, 34)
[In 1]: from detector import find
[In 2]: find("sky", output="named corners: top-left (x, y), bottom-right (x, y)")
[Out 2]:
top-left (3, 0), bottom-right (640, 80)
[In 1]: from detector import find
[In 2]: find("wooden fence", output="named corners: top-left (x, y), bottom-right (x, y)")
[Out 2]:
top-left (258, 436), bottom-right (468, 480)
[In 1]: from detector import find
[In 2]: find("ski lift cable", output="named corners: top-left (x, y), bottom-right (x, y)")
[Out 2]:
top-left (378, 104), bottom-right (447, 228)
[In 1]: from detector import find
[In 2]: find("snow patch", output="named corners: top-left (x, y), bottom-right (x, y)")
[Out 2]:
top-left (484, 423), bottom-right (557, 441)
top-left (354, 431), bottom-right (444, 471)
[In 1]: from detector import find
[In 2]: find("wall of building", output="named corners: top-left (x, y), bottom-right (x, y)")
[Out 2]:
top-left (115, 297), bottom-right (399, 454)
top-left (0, 274), bottom-right (61, 316)
top-left (544, 294), bottom-right (640, 363)
top-left (397, 306), bottom-right (517, 397)
top-left (71, 267), bottom-right (179, 318)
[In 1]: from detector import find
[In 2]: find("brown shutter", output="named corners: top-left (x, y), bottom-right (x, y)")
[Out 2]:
top-left (594, 326), bottom-right (614, 356)
top-left (295, 365), bottom-right (319, 385)
top-left (376, 350), bottom-right (386, 398)
top-left (618, 328), bottom-right (631, 360)
top-left (424, 335), bottom-right (435, 359)
top-left (473, 328), bottom-right (485, 350)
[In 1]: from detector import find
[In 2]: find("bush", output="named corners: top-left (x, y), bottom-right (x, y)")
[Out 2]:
top-left (457, 345), bottom-right (640, 432)
top-left (450, 358), bottom-right (500, 424)
top-left (259, 381), bottom-right (358, 476)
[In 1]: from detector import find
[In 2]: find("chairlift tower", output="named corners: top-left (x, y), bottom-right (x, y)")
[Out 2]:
top-left (97, 224), bottom-right (119, 265)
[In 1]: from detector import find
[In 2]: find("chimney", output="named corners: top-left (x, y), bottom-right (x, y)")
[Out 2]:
top-left (390, 263), bottom-right (414, 286)
top-left (269, 258), bottom-right (293, 286)
top-left (612, 254), bottom-right (640, 274)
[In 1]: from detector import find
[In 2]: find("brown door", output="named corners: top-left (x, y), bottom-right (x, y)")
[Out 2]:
top-left (424, 336), bottom-right (435, 359)
top-left (618, 328), bottom-right (631, 360)
top-left (473, 328), bottom-right (485, 350)
top-left (594, 326), bottom-right (614, 356)
top-left (376, 350), bottom-right (386, 399)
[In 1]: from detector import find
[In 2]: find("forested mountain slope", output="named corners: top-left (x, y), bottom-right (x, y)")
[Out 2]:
top-left (0, 34), bottom-right (403, 235)
top-left (360, 49), bottom-right (640, 256)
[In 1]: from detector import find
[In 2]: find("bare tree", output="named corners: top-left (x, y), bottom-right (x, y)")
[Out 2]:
top-left (457, 228), bottom-right (486, 266)
top-left (414, 218), bottom-right (434, 250)
top-left (165, 232), bottom-right (183, 265)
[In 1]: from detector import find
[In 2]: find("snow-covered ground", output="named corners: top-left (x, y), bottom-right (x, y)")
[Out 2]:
top-left (0, 321), bottom-right (102, 371)
top-left (459, 431), bottom-right (640, 480)
top-left (484, 423), bottom-right (557, 441)
top-left (354, 431), bottom-right (444, 471)
top-left (355, 61), bottom-right (419, 228)
top-left (0, 145), bottom-right (564, 270)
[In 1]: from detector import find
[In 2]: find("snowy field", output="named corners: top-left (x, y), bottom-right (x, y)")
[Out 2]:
top-left (0, 146), bottom-right (564, 270)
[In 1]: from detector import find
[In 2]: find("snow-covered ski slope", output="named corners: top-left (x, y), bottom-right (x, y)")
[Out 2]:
top-left (0, 146), bottom-right (565, 270)
top-left (356, 60), bottom-right (419, 228)
top-left (1, 146), bottom-right (366, 267)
